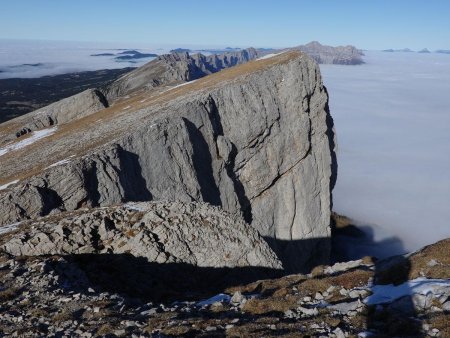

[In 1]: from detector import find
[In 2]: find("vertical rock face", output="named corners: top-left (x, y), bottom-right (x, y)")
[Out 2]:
top-left (0, 52), bottom-right (336, 272)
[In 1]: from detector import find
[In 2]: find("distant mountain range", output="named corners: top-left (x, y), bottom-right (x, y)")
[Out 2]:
top-left (383, 48), bottom-right (450, 54)
top-left (171, 41), bottom-right (364, 65)
top-left (91, 50), bottom-right (158, 62)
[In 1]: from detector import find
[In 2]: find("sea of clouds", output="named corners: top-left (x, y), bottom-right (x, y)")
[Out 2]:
top-left (0, 39), bottom-right (194, 79)
top-left (321, 51), bottom-right (450, 257)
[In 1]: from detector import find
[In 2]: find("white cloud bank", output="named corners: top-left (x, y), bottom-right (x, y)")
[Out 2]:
top-left (0, 40), bottom-right (164, 78)
top-left (321, 51), bottom-right (450, 257)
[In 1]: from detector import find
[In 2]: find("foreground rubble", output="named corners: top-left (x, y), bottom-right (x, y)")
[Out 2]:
top-left (0, 223), bottom-right (448, 337)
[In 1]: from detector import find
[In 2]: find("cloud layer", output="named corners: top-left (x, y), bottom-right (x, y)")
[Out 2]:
top-left (321, 51), bottom-right (450, 256)
top-left (0, 40), bottom-right (168, 78)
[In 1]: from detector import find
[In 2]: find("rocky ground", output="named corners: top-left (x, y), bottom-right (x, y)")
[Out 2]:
top-left (0, 207), bottom-right (448, 337)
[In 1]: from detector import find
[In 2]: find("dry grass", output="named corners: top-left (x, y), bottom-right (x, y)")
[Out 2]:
top-left (29, 307), bottom-right (48, 318)
top-left (376, 238), bottom-right (450, 285)
top-left (144, 312), bottom-right (178, 333)
top-left (159, 325), bottom-right (193, 336)
top-left (408, 238), bottom-right (450, 279)
top-left (226, 273), bottom-right (306, 295)
top-left (426, 313), bottom-right (450, 337)
top-left (0, 287), bottom-right (20, 301)
top-left (242, 294), bottom-right (299, 315)
top-left (331, 211), bottom-right (353, 229)
top-left (330, 269), bottom-right (373, 289)
top-left (226, 321), bottom-right (303, 338)
top-left (52, 310), bottom-right (74, 322)
top-left (96, 323), bottom-right (116, 336)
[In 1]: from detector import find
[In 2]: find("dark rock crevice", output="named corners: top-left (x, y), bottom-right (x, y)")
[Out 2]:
top-left (323, 86), bottom-right (338, 206)
top-left (81, 162), bottom-right (101, 207)
top-left (35, 184), bottom-right (64, 217)
top-left (115, 146), bottom-right (152, 202)
top-left (183, 118), bottom-right (222, 207)
top-left (202, 95), bottom-right (253, 223)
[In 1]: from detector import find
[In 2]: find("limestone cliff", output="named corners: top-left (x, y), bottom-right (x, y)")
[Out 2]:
top-left (0, 51), bottom-right (337, 272)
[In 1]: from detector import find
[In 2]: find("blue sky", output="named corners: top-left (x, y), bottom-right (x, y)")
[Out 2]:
top-left (1, 0), bottom-right (449, 50)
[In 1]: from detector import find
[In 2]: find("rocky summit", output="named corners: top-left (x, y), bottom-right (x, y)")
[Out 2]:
top-left (0, 51), bottom-right (337, 272)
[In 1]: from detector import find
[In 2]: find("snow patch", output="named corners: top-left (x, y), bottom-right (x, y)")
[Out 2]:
top-left (169, 80), bottom-right (197, 90)
top-left (197, 293), bottom-right (231, 306)
top-left (122, 106), bottom-right (131, 110)
top-left (124, 202), bottom-right (148, 212)
top-left (257, 52), bottom-right (283, 60)
top-left (0, 222), bottom-right (22, 235)
top-left (46, 155), bottom-right (75, 169)
top-left (0, 127), bottom-right (57, 157)
top-left (365, 278), bottom-right (450, 305)
top-left (0, 180), bottom-right (19, 191)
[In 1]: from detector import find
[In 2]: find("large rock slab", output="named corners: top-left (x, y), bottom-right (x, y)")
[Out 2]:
top-left (1, 201), bottom-right (282, 270)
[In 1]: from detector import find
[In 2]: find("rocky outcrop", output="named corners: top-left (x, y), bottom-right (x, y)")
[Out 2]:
top-left (0, 52), bottom-right (337, 272)
top-left (1, 201), bottom-right (282, 269)
top-left (292, 41), bottom-right (364, 65)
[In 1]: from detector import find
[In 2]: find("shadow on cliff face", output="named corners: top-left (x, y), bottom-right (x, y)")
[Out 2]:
top-left (263, 237), bottom-right (330, 274)
top-left (48, 253), bottom-right (283, 303)
top-left (201, 96), bottom-right (254, 223)
top-left (76, 146), bottom-right (152, 209)
top-left (116, 146), bottom-right (152, 202)
top-left (323, 86), bottom-right (338, 196)
top-left (183, 118), bottom-right (222, 206)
